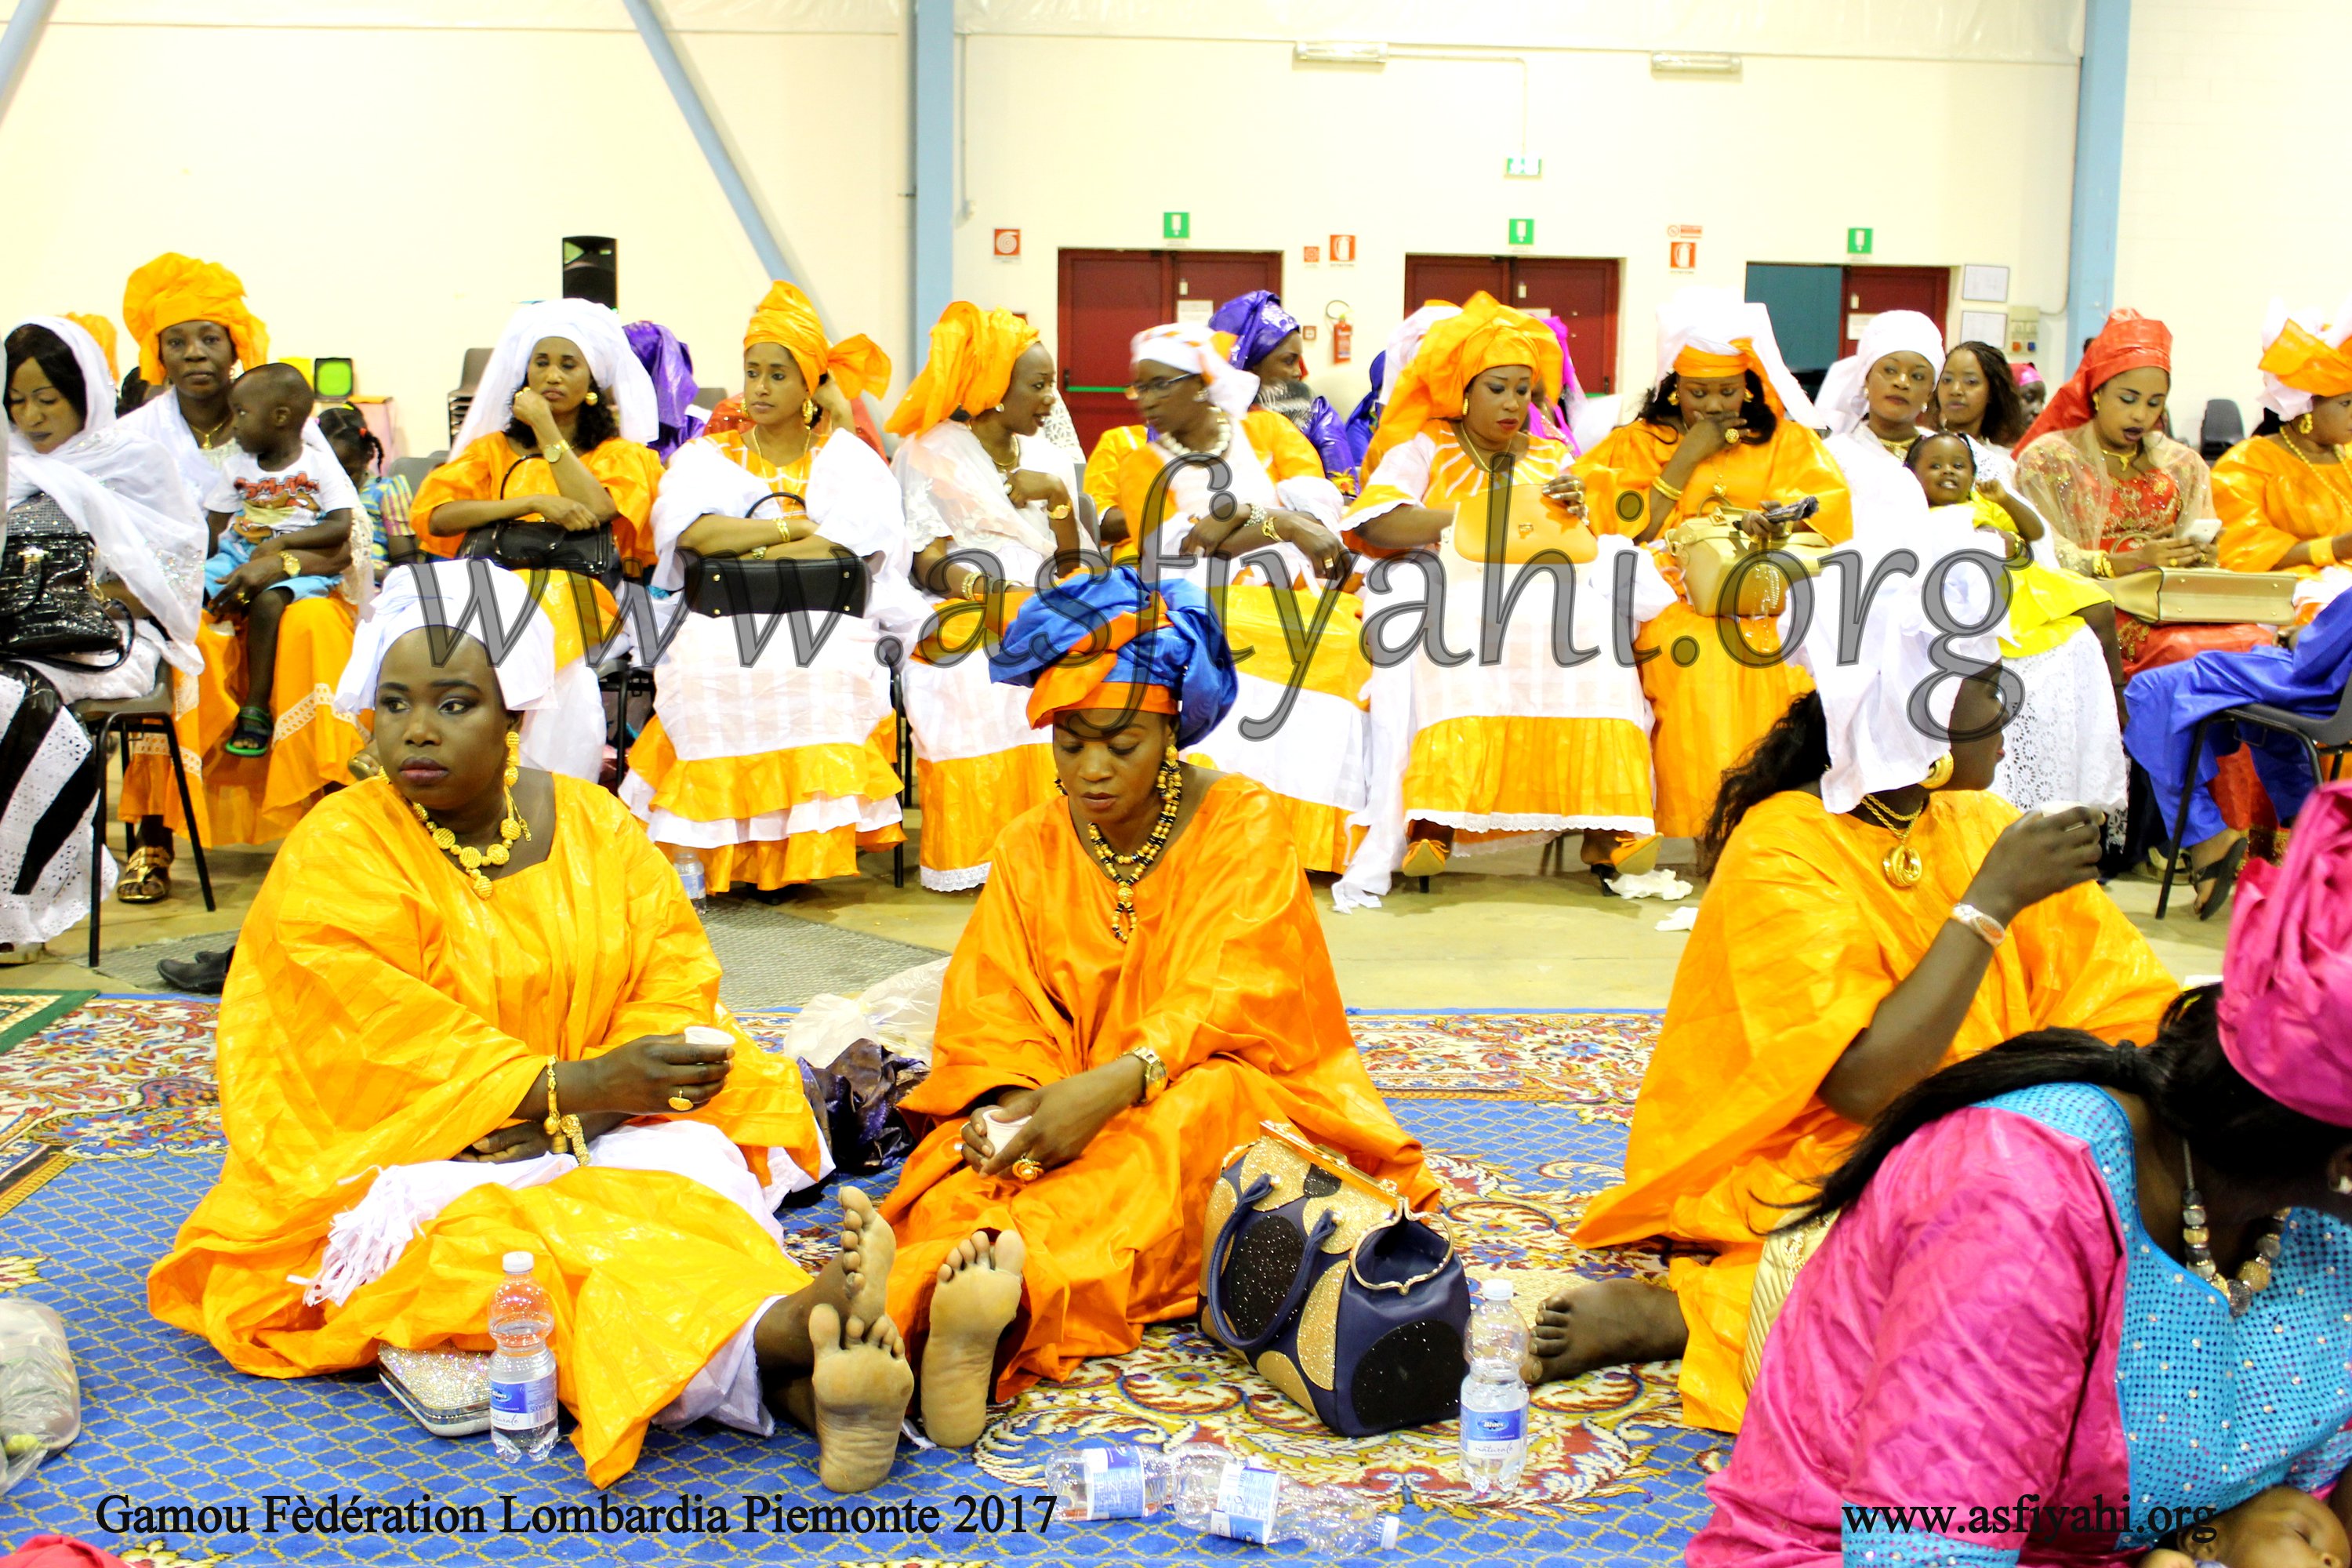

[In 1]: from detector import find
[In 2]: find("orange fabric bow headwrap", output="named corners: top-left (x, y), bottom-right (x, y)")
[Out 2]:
top-left (886, 302), bottom-right (1041, 438)
top-left (2013, 307), bottom-right (2172, 456)
top-left (742, 281), bottom-right (891, 405)
top-left (64, 314), bottom-right (119, 380)
top-left (2259, 319), bottom-right (2352, 401)
top-left (1365, 292), bottom-right (1563, 470)
top-left (122, 252), bottom-right (268, 386)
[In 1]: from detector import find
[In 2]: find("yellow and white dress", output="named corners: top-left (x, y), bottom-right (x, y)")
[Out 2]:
top-left (622, 426), bottom-right (908, 889)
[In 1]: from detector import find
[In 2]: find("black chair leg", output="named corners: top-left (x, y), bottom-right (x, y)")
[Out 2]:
top-left (2154, 717), bottom-right (2212, 920)
top-left (158, 719), bottom-right (215, 913)
top-left (87, 718), bottom-right (114, 968)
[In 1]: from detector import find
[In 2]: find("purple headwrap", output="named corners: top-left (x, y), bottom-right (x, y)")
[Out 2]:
top-left (1526, 315), bottom-right (1588, 454)
top-left (625, 319), bottom-right (706, 460)
top-left (1208, 290), bottom-right (1302, 372)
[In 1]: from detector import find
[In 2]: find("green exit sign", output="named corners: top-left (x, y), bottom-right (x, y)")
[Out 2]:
top-left (1846, 227), bottom-right (1874, 255)
top-left (1508, 217), bottom-right (1535, 246)
top-left (1163, 211), bottom-right (1190, 241)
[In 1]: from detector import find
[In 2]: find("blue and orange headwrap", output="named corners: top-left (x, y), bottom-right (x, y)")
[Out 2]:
top-left (1209, 289), bottom-right (1301, 372)
top-left (989, 568), bottom-right (1237, 747)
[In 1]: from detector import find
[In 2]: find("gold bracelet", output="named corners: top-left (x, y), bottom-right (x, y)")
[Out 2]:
top-left (279, 550), bottom-right (302, 579)
top-left (2090, 550), bottom-right (2116, 579)
top-left (1651, 476), bottom-right (1686, 503)
top-left (2312, 533), bottom-right (2339, 569)
top-left (775, 517), bottom-right (795, 544)
top-left (542, 1062), bottom-right (563, 1143)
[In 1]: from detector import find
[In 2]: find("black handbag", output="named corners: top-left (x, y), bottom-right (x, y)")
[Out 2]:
top-left (678, 492), bottom-right (868, 619)
top-left (1201, 1120), bottom-right (1471, 1437)
top-left (0, 495), bottom-right (129, 662)
top-left (456, 456), bottom-right (622, 586)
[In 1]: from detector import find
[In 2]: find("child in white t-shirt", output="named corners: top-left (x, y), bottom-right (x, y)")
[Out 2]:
top-left (201, 362), bottom-right (358, 757)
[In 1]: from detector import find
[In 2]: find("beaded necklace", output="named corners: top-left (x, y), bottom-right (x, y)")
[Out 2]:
top-left (411, 788), bottom-right (531, 898)
top-left (1079, 752), bottom-right (1184, 942)
top-left (2179, 1139), bottom-right (2288, 1316)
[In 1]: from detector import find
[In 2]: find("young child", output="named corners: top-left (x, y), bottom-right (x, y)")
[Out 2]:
top-left (201, 363), bottom-right (358, 757)
top-left (2143, 1484), bottom-right (2349, 1568)
top-left (317, 404), bottom-right (411, 583)
top-left (1904, 429), bottom-right (2126, 708)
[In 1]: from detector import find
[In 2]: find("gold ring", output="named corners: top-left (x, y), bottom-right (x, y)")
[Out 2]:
top-left (668, 1094), bottom-right (694, 1112)
top-left (1009, 1157), bottom-right (1044, 1182)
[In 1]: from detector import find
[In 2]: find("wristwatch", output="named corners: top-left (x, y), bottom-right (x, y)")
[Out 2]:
top-left (539, 440), bottom-right (570, 466)
top-left (1950, 902), bottom-right (2008, 949)
top-left (1123, 1045), bottom-right (1169, 1104)
top-left (279, 550), bottom-right (301, 579)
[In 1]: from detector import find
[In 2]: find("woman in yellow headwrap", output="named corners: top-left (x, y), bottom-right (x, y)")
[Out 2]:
top-left (888, 303), bottom-right (1069, 890)
top-left (622, 283), bottom-right (910, 891)
top-left (1337, 292), bottom-right (1675, 898)
top-left (2212, 298), bottom-right (2352, 626)
top-left (1573, 288), bottom-right (1853, 840)
top-left (115, 252), bottom-right (371, 873)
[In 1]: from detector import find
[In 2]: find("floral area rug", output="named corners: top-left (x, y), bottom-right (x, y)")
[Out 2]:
top-left (0, 998), bottom-right (1717, 1566)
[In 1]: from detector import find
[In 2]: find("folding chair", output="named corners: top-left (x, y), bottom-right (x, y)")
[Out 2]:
top-left (72, 664), bottom-right (214, 967)
top-left (2155, 676), bottom-right (2352, 916)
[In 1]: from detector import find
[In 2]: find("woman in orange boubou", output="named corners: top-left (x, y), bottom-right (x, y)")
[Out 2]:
top-left (2213, 298), bottom-right (2352, 625)
top-left (877, 564), bottom-right (1434, 1449)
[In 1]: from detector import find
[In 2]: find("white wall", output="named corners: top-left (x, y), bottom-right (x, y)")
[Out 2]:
top-left (956, 34), bottom-right (2079, 412)
top-left (2114, 0), bottom-right (2352, 437)
top-left (0, 8), bottom-right (906, 457)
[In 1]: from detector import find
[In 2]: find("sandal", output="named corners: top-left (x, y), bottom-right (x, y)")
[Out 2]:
top-left (0, 942), bottom-right (45, 966)
top-left (1399, 837), bottom-right (1450, 879)
top-left (2193, 837), bottom-right (2250, 922)
top-left (223, 704), bottom-right (274, 757)
top-left (118, 846), bottom-right (172, 904)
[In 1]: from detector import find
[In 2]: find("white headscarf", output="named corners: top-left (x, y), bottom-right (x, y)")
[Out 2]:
top-left (2257, 293), bottom-right (2352, 420)
top-left (452, 299), bottom-right (659, 452)
top-left (335, 560), bottom-right (557, 724)
top-left (1380, 303), bottom-right (1460, 407)
top-left (5, 316), bottom-right (205, 669)
top-left (1130, 324), bottom-right (1259, 419)
top-left (1788, 527), bottom-right (2009, 815)
top-left (1815, 310), bottom-right (1947, 437)
top-left (1654, 287), bottom-right (1821, 428)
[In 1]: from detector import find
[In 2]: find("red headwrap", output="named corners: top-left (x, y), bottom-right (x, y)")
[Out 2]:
top-left (2219, 782), bottom-right (2352, 1127)
top-left (2012, 307), bottom-right (2172, 456)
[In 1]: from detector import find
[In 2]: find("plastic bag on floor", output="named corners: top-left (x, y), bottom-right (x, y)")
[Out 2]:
top-left (0, 1298), bottom-right (78, 1500)
top-left (783, 956), bottom-right (948, 1069)
top-left (794, 1038), bottom-right (928, 1185)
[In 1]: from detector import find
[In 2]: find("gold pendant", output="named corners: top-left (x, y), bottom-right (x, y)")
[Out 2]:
top-left (1882, 843), bottom-right (1924, 888)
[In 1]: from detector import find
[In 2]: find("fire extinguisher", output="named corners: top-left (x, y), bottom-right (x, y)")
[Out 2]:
top-left (1330, 316), bottom-right (1354, 365)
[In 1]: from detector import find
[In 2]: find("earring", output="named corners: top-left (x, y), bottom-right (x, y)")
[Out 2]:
top-left (2300, 412), bottom-right (2318, 436)
top-left (1921, 753), bottom-right (1955, 790)
top-left (1156, 741), bottom-right (1181, 795)
top-left (584, 390), bottom-right (599, 406)
top-left (802, 397), bottom-right (818, 425)
top-left (1743, 387), bottom-right (1756, 404)
top-left (2333, 1174), bottom-right (2352, 1196)
top-left (503, 729), bottom-right (521, 788)
top-left (1667, 388), bottom-right (1680, 408)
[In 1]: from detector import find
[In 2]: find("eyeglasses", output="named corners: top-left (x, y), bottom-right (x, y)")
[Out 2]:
top-left (1123, 373), bottom-right (1200, 401)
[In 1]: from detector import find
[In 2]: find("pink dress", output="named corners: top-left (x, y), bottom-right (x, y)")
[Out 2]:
top-left (1691, 1083), bottom-right (2352, 1566)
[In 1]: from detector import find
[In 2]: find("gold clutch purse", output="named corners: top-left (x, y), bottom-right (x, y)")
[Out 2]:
top-left (2103, 568), bottom-right (2299, 626)
top-left (1449, 482), bottom-right (1598, 566)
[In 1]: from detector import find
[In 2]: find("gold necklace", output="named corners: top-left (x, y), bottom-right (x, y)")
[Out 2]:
top-left (745, 423), bottom-right (806, 474)
top-left (1871, 426), bottom-right (1917, 457)
top-left (1853, 793), bottom-right (1926, 888)
top-left (1456, 424), bottom-right (1515, 477)
top-left (411, 788), bottom-right (532, 898)
top-left (1080, 757), bottom-right (1184, 942)
top-left (2276, 429), bottom-right (2352, 511)
top-left (187, 405), bottom-right (231, 448)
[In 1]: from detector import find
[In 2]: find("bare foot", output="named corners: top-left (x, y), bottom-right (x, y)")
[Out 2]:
top-left (755, 1187), bottom-right (896, 1372)
top-left (808, 1304), bottom-right (913, 1494)
top-left (1521, 1278), bottom-right (1687, 1386)
top-left (920, 1229), bottom-right (1025, 1448)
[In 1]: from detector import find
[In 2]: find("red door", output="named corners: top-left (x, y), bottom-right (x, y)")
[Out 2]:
top-left (1056, 249), bottom-right (1281, 450)
top-left (1403, 255), bottom-right (1622, 396)
top-left (1511, 258), bottom-right (1621, 396)
top-left (1839, 266), bottom-right (1953, 357)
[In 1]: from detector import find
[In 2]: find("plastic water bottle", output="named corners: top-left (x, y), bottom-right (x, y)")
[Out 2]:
top-left (1174, 1456), bottom-right (1397, 1552)
top-left (672, 847), bottom-right (707, 911)
top-left (1459, 1276), bottom-right (1530, 1499)
top-left (487, 1250), bottom-right (558, 1462)
top-left (1042, 1444), bottom-right (1181, 1520)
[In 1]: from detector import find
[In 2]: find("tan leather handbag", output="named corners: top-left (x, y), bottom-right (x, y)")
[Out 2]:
top-left (1448, 482), bottom-right (1599, 566)
top-left (1671, 514), bottom-right (1837, 618)
top-left (2103, 568), bottom-right (2299, 626)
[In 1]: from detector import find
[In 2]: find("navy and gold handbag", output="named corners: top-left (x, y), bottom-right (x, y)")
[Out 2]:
top-left (1200, 1120), bottom-right (1470, 1437)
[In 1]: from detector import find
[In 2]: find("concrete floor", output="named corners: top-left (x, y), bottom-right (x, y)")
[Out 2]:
top-left (28, 817), bottom-right (2229, 1011)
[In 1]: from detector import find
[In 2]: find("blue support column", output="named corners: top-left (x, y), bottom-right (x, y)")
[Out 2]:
top-left (909, 0), bottom-right (956, 354)
top-left (0, 0), bottom-right (60, 129)
top-left (2066, 0), bottom-right (2131, 376)
top-left (622, 0), bottom-right (805, 290)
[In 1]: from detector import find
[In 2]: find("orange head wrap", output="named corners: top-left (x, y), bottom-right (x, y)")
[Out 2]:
top-left (63, 314), bottom-right (119, 380)
top-left (742, 281), bottom-right (891, 405)
top-left (121, 252), bottom-right (268, 386)
top-left (1365, 292), bottom-right (1563, 470)
top-left (1672, 345), bottom-right (1753, 381)
top-left (2259, 319), bottom-right (2352, 401)
top-left (2013, 307), bottom-right (2172, 456)
top-left (885, 302), bottom-right (1041, 438)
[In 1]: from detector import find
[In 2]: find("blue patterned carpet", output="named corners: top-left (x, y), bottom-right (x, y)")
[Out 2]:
top-left (0, 999), bottom-right (1717, 1566)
